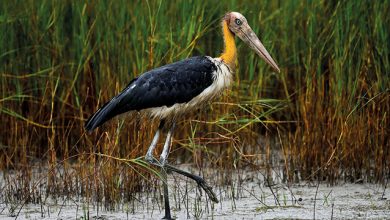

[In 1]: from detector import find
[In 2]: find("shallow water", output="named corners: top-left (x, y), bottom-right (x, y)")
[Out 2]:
top-left (1, 165), bottom-right (389, 219)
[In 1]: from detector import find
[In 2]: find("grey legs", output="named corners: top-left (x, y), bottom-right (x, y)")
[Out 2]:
top-left (145, 129), bottom-right (160, 163)
top-left (158, 122), bottom-right (176, 219)
top-left (159, 123), bottom-right (175, 166)
top-left (144, 121), bottom-right (174, 219)
top-left (144, 120), bottom-right (218, 220)
top-left (145, 120), bottom-right (170, 165)
top-left (161, 170), bottom-right (171, 219)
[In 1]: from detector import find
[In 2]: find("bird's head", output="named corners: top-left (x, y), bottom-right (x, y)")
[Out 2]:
top-left (223, 12), bottom-right (280, 73)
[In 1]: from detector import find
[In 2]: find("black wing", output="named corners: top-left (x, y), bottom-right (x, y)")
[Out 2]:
top-left (85, 56), bottom-right (216, 131)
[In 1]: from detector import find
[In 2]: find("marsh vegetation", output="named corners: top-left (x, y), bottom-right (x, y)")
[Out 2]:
top-left (0, 0), bottom-right (389, 218)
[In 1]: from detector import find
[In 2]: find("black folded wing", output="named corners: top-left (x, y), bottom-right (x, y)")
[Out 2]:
top-left (85, 56), bottom-right (216, 131)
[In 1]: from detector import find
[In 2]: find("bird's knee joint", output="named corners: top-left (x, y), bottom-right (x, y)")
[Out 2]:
top-left (159, 157), bottom-right (168, 167)
top-left (145, 155), bottom-right (158, 164)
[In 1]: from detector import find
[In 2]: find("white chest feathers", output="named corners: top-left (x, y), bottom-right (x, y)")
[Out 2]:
top-left (200, 57), bottom-right (233, 100)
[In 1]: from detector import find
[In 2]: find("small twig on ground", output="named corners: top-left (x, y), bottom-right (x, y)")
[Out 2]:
top-left (323, 189), bottom-right (333, 205)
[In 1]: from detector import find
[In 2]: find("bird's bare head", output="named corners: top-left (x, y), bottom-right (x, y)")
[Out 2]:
top-left (223, 12), bottom-right (280, 73)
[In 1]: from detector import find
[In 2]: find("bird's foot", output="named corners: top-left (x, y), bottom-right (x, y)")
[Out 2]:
top-left (164, 164), bottom-right (219, 203)
top-left (194, 176), bottom-right (219, 203)
top-left (144, 156), bottom-right (218, 203)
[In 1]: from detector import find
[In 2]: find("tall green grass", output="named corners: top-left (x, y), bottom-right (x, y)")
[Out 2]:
top-left (0, 0), bottom-right (389, 206)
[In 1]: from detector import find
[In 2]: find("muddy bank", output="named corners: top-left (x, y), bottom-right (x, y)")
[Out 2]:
top-left (1, 166), bottom-right (389, 219)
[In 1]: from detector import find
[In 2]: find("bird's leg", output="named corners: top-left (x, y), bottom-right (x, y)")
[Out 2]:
top-left (159, 121), bottom-right (219, 204)
top-left (164, 164), bottom-right (219, 203)
top-left (145, 120), bottom-right (218, 219)
top-left (159, 121), bottom-right (175, 220)
top-left (144, 130), bottom-right (160, 163)
top-left (144, 121), bottom-right (165, 164)
top-left (142, 120), bottom-right (172, 219)
top-left (161, 170), bottom-right (172, 219)
top-left (159, 122), bottom-right (176, 166)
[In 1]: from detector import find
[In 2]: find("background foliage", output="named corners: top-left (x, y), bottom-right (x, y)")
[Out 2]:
top-left (0, 0), bottom-right (389, 205)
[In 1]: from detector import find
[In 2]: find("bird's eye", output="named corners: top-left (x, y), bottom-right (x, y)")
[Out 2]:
top-left (235, 19), bottom-right (242, 26)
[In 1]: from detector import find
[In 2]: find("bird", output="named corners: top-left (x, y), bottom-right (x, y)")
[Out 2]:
top-left (85, 12), bottom-right (280, 219)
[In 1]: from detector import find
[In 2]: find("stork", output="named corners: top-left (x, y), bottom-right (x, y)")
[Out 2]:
top-left (85, 12), bottom-right (280, 219)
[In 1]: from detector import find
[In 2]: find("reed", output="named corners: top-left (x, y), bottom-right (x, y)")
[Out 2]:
top-left (0, 0), bottom-right (388, 208)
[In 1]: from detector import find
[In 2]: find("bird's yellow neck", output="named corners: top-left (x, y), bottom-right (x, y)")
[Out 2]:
top-left (220, 20), bottom-right (237, 69)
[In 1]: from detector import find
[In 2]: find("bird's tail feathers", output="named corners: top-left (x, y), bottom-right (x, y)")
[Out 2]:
top-left (85, 99), bottom-right (120, 132)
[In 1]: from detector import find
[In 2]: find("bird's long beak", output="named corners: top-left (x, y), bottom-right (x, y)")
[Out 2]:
top-left (236, 25), bottom-right (280, 73)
